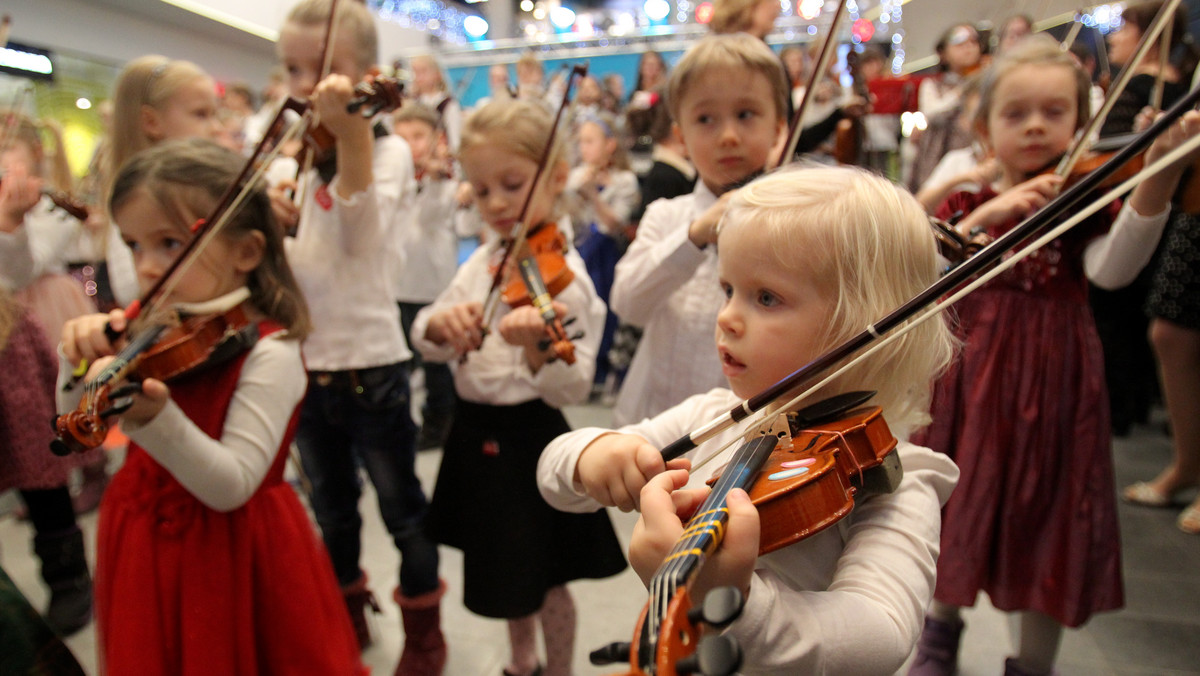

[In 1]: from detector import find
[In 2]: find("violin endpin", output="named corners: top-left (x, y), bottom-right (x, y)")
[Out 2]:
top-left (587, 641), bottom-right (632, 666)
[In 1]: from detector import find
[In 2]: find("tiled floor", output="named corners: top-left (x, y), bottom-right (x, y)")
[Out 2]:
top-left (2, 404), bottom-right (1198, 675)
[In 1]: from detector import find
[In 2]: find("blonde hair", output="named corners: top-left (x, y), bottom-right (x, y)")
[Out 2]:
top-left (409, 54), bottom-right (449, 93)
top-left (721, 165), bottom-right (955, 436)
top-left (710, 0), bottom-right (761, 34)
top-left (577, 111), bottom-right (631, 171)
top-left (667, 33), bottom-right (788, 125)
top-left (394, 102), bottom-right (441, 136)
top-left (461, 99), bottom-right (566, 176)
top-left (0, 109), bottom-right (72, 193)
top-left (109, 138), bottom-right (311, 339)
top-left (975, 35), bottom-right (1091, 132)
top-left (108, 55), bottom-right (211, 180)
top-left (285, 0), bottom-right (378, 72)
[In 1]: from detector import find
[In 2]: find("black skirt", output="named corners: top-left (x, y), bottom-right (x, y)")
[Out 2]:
top-left (427, 399), bottom-right (627, 618)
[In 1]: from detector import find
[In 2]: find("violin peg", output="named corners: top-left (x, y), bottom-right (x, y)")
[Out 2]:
top-left (687, 586), bottom-right (745, 629)
top-left (587, 641), bottom-right (632, 666)
top-left (49, 438), bottom-right (73, 457)
top-left (674, 634), bottom-right (742, 676)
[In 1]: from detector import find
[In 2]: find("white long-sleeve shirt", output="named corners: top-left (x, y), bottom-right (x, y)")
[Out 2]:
top-left (1084, 202), bottom-right (1172, 290)
top-left (538, 388), bottom-right (959, 675)
top-left (284, 134), bottom-right (414, 371)
top-left (56, 289), bottom-right (305, 513)
top-left (410, 216), bottom-right (606, 409)
top-left (391, 174), bottom-right (460, 304)
top-left (0, 198), bottom-right (137, 304)
top-left (609, 182), bottom-right (727, 426)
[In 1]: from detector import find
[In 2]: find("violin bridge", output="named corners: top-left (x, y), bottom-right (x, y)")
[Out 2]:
top-left (746, 414), bottom-right (792, 446)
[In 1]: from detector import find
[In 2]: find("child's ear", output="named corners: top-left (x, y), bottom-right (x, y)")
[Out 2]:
top-left (140, 105), bottom-right (164, 141)
top-left (231, 231), bottom-right (266, 276)
top-left (671, 122), bottom-right (685, 149)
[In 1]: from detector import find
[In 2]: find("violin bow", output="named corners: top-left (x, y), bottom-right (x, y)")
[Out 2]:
top-left (120, 106), bottom-right (310, 327)
top-left (1059, 8), bottom-right (1085, 51)
top-left (479, 63), bottom-right (588, 329)
top-left (1151, 19), bottom-right (1174, 111)
top-left (662, 82), bottom-right (1200, 461)
top-left (1055, 0), bottom-right (1183, 179)
top-left (772, 0), bottom-right (849, 170)
top-left (291, 0), bottom-right (343, 211)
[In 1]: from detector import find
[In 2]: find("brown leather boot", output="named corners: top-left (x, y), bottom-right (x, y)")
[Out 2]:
top-left (342, 572), bottom-right (381, 651)
top-left (394, 580), bottom-right (447, 676)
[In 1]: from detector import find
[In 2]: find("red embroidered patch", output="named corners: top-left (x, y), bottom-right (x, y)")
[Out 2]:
top-left (315, 183), bottom-right (333, 211)
top-left (482, 439), bottom-right (500, 457)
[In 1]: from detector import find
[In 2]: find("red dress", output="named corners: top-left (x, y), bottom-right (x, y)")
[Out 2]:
top-left (915, 188), bottom-right (1124, 627)
top-left (94, 325), bottom-right (364, 675)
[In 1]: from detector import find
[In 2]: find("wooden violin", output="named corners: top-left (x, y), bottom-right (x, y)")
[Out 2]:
top-left (476, 64), bottom-right (590, 366)
top-left (592, 392), bottom-right (900, 676)
top-left (52, 302), bottom-right (257, 456)
top-left (50, 89), bottom-right (312, 456)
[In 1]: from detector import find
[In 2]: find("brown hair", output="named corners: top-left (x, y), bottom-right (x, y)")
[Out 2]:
top-left (1120, 0), bottom-right (1197, 78)
top-left (110, 138), bottom-right (311, 339)
top-left (710, 0), bottom-right (759, 35)
top-left (285, 0), bottom-right (378, 72)
top-left (393, 102), bottom-right (440, 130)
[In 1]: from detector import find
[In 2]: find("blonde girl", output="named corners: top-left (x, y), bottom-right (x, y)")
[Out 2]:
top-left (409, 53), bottom-right (463, 150)
top-left (539, 165), bottom-right (958, 674)
top-left (566, 111), bottom-right (640, 398)
top-left (411, 100), bottom-right (625, 676)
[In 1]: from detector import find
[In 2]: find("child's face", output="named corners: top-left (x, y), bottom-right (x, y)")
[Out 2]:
top-left (145, 76), bottom-right (221, 143)
top-left (394, 119), bottom-right (438, 164)
top-left (115, 189), bottom-right (252, 304)
top-left (0, 143), bottom-right (38, 177)
top-left (984, 63), bottom-right (1078, 178)
top-left (943, 27), bottom-right (982, 73)
top-left (673, 65), bottom-right (784, 193)
top-left (577, 121), bottom-right (614, 167)
top-left (1108, 21), bottom-right (1142, 67)
top-left (749, 0), bottom-right (782, 39)
top-left (277, 22), bottom-right (365, 98)
top-left (715, 221), bottom-right (832, 399)
top-left (412, 59), bottom-right (441, 94)
top-left (576, 77), bottom-right (603, 106)
top-left (460, 142), bottom-right (565, 237)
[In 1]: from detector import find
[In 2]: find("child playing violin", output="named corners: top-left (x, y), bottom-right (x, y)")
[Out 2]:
top-left (910, 36), bottom-right (1200, 676)
top-left (57, 138), bottom-right (363, 675)
top-left (539, 164), bottom-right (959, 674)
top-left (274, 2), bottom-right (446, 668)
top-left (410, 99), bottom-right (626, 676)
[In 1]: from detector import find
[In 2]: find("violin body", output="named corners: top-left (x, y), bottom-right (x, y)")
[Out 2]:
top-left (52, 305), bottom-right (258, 456)
top-left (743, 405), bottom-right (900, 555)
top-left (499, 223), bottom-right (576, 307)
top-left (600, 400), bottom-right (901, 676)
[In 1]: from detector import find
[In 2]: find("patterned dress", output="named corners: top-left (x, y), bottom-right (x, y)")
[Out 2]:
top-left (915, 188), bottom-right (1124, 627)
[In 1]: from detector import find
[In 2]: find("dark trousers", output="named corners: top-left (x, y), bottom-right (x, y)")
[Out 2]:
top-left (294, 362), bottom-right (439, 597)
top-left (398, 301), bottom-right (457, 422)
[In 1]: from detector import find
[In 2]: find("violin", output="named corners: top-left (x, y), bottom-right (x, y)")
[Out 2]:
top-left (52, 303), bottom-right (257, 455)
top-left (288, 75), bottom-right (406, 165)
top-left (50, 88), bottom-right (315, 456)
top-left (591, 392), bottom-right (899, 676)
top-left (475, 65), bottom-right (590, 366)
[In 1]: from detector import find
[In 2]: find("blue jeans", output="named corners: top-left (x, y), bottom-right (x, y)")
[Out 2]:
top-left (295, 362), bottom-right (440, 597)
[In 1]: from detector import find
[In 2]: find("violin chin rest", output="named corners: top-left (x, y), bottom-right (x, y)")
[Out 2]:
top-left (854, 449), bottom-right (903, 496)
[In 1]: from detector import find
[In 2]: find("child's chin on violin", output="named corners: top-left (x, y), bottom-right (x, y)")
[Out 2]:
top-left (540, 165), bottom-right (958, 674)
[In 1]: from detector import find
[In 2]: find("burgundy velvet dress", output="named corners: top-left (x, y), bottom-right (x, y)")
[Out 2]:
top-left (915, 187), bottom-right (1124, 627)
top-left (95, 324), bottom-right (365, 675)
